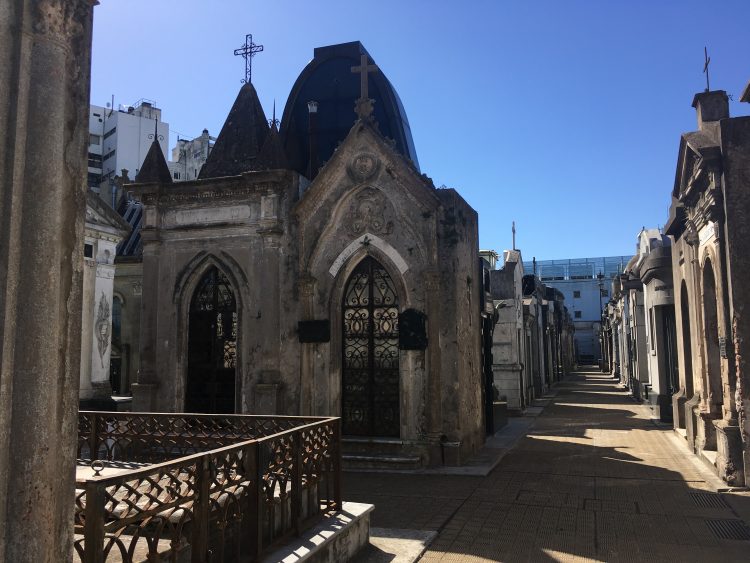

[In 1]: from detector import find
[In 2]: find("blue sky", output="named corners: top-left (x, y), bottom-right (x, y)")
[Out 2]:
top-left (91, 1), bottom-right (750, 260)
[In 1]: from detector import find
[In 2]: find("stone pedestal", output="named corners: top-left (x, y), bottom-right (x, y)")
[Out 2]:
top-left (656, 393), bottom-right (673, 423)
top-left (672, 387), bottom-right (688, 428)
top-left (714, 419), bottom-right (745, 486)
top-left (684, 394), bottom-right (701, 452)
top-left (131, 382), bottom-right (159, 412)
top-left (0, 1), bottom-right (95, 561)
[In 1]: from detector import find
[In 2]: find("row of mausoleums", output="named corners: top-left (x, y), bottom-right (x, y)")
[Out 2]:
top-left (603, 85), bottom-right (750, 486)
top-left (482, 250), bottom-right (577, 417)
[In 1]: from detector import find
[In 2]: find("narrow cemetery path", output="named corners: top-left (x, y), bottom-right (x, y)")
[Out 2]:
top-left (346, 369), bottom-right (750, 562)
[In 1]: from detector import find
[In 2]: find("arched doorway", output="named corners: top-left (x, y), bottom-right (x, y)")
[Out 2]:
top-left (186, 266), bottom-right (238, 413)
top-left (342, 256), bottom-right (400, 437)
top-left (702, 260), bottom-right (722, 411)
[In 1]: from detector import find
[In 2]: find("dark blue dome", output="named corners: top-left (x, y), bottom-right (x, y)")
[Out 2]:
top-left (280, 41), bottom-right (420, 178)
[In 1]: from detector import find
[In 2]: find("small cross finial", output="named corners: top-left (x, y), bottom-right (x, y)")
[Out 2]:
top-left (512, 221), bottom-right (516, 250)
top-left (147, 118), bottom-right (163, 143)
top-left (351, 54), bottom-right (379, 119)
top-left (703, 46), bottom-right (711, 92)
top-left (269, 99), bottom-right (279, 128)
top-left (234, 33), bottom-right (264, 84)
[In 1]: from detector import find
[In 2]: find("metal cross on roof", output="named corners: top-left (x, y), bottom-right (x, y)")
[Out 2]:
top-left (234, 34), bottom-right (264, 84)
top-left (351, 54), bottom-right (378, 119)
top-left (703, 46), bottom-right (711, 92)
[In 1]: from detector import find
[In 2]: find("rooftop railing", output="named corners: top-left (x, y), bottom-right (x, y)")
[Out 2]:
top-left (75, 411), bottom-right (341, 563)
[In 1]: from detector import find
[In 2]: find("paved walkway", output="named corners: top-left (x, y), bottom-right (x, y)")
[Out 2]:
top-left (345, 369), bottom-right (750, 562)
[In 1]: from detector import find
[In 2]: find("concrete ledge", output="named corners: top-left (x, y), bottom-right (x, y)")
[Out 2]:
top-left (263, 502), bottom-right (373, 563)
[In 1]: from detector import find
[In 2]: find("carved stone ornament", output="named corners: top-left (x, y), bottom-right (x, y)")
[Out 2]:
top-left (95, 292), bottom-right (111, 368)
top-left (32, 0), bottom-right (91, 40)
top-left (347, 153), bottom-right (380, 182)
top-left (346, 187), bottom-right (394, 236)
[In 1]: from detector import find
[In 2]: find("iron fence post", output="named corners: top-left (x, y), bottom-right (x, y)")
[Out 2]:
top-left (83, 482), bottom-right (105, 563)
top-left (291, 430), bottom-right (303, 535)
top-left (247, 441), bottom-right (264, 562)
top-left (88, 412), bottom-right (98, 460)
top-left (333, 419), bottom-right (342, 511)
top-left (191, 456), bottom-right (210, 563)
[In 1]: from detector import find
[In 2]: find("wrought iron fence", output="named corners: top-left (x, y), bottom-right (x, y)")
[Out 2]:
top-left (75, 412), bottom-right (342, 563)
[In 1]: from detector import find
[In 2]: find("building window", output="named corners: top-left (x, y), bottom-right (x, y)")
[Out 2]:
top-left (84, 243), bottom-right (93, 258)
top-left (601, 289), bottom-right (609, 297)
top-left (573, 290), bottom-right (581, 298)
top-left (173, 172), bottom-right (180, 180)
top-left (102, 149), bottom-right (116, 162)
top-left (103, 127), bottom-right (117, 140)
top-left (88, 152), bottom-right (102, 168)
top-left (574, 311), bottom-right (582, 319)
top-left (87, 172), bottom-right (101, 187)
top-left (89, 134), bottom-right (101, 146)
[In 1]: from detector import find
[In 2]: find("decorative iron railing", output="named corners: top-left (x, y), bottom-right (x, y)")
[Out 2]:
top-left (75, 412), bottom-right (342, 563)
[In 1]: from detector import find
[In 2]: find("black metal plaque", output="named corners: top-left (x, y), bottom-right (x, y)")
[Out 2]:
top-left (298, 320), bottom-right (330, 343)
top-left (399, 309), bottom-right (428, 350)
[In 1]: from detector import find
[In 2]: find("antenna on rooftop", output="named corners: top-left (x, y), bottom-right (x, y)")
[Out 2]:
top-left (512, 221), bottom-right (516, 251)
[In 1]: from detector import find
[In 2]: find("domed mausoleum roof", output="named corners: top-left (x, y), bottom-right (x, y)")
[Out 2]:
top-left (280, 41), bottom-right (420, 178)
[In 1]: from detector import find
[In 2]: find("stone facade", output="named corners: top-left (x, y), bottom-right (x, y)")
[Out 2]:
top-left (126, 49), bottom-right (485, 467)
top-left (489, 250), bottom-right (528, 412)
top-left (79, 193), bottom-right (130, 406)
top-left (605, 229), bottom-right (677, 422)
top-left (664, 90), bottom-right (750, 486)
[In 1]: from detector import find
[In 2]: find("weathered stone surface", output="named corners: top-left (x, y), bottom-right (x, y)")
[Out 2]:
top-left (0, 1), bottom-right (95, 560)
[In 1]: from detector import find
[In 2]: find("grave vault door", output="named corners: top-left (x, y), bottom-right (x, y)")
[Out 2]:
top-left (187, 266), bottom-right (238, 413)
top-left (342, 257), bottom-right (400, 437)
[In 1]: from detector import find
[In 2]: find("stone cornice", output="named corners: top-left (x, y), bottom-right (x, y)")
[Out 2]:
top-left (129, 170), bottom-right (297, 207)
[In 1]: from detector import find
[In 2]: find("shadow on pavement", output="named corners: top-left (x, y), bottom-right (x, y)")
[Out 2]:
top-left (345, 370), bottom-right (750, 562)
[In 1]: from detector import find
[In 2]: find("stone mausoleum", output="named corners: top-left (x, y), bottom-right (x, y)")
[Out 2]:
top-left (127, 42), bottom-right (485, 467)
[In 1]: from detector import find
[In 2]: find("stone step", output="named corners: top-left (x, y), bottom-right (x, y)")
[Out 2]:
top-left (343, 453), bottom-right (422, 471)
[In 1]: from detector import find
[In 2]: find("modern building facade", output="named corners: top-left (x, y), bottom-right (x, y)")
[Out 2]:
top-left (88, 100), bottom-right (170, 192)
top-left (524, 256), bottom-right (631, 363)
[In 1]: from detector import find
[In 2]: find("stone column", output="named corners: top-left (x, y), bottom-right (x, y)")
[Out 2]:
top-left (0, 1), bottom-right (95, 561)
top-left (423, 271), bottom-right (443, 465)
top-left (132, 240), bottom-right (160, 411)
top-left (256, 192), bottom-right (283, 413)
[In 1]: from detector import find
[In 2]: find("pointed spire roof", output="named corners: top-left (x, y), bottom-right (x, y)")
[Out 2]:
top-left (199, 83), bottom-right (270, 179)
top-left (256, 121), bottom-right (290, 170)
top-left (135, 138), bottom-right (173, 184)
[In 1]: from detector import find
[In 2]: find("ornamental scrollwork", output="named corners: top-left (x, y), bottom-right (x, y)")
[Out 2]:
top-left (346, 187), bottom-right (394, 237)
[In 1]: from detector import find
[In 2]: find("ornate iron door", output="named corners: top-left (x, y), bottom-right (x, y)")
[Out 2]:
top-left (187, 267), bottom-right (237, 413)
top-left (342, 257), bottom-right (400, 436)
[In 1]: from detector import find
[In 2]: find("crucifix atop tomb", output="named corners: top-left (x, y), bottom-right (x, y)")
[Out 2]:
top-left (703, 46), bottom-right (711, 92)
top-left (351, 53), bottom-right (378, 119)
top-left (234, 33), bottom-right (264, 84)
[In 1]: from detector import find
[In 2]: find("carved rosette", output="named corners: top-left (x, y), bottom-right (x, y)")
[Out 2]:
top-left (347, 153), bottom-right (380, 182)
top-left (346, 187), bottom-right (394, 237)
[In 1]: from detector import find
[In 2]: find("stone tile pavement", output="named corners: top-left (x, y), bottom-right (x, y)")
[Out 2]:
top-left (345, 369), bottom-right (750, 562)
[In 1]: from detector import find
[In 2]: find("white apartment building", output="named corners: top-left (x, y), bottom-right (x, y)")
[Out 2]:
top-left (88, 99), bottom-right (170, 189)
top-left (170, 129), bottom-right (215, 181)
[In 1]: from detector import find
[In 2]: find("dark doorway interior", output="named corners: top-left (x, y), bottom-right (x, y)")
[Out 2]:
top-left (186, 267), bottom-right (237, 413)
